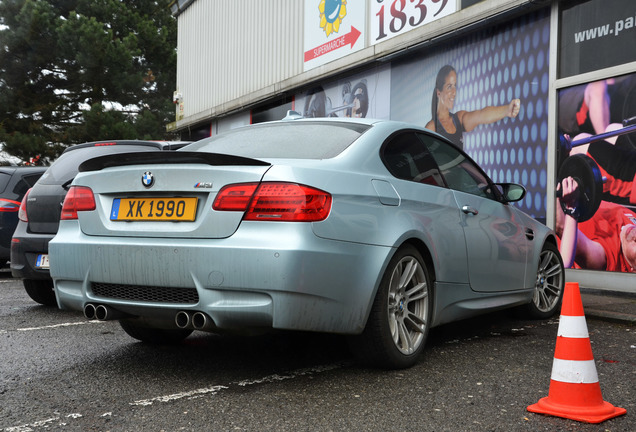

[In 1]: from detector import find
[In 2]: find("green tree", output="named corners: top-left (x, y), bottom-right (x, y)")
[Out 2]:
top-left (0, 0), bottom-right (177, 164)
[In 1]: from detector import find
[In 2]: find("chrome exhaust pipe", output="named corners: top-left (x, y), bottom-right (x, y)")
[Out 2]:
top-left (94, 304), bottom-right (123, 321)
top-left (175, 311), bottom-right (192, 329)
top-left (192, 312), bottom-right (215, 330)
top-left (84, 303), bottom-right (97, 320)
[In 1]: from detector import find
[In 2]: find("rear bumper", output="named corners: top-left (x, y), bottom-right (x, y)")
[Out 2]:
top-left (50, 221), bottom-right (393, 334)
top-left (10, 221), bottom-right (53, 280)
top-left (0, 213), bottom-right (18, 261)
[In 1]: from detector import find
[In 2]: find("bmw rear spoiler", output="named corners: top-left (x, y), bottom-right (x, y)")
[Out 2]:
top-left (79, 151), bottom-right (271, 172)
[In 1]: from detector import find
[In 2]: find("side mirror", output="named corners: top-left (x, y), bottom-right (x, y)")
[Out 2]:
top-left (496, 183), bottom-right (526, 203)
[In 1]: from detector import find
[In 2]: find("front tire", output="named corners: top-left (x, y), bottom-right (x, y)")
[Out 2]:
top-left (350, 245), bottom-right (432, 369)
top-left (119, 320), bottom-right (192, 344)
top-left (525, 242), bottom-right (565, 319)
top-left (23, 279), bottom-right (57, 306)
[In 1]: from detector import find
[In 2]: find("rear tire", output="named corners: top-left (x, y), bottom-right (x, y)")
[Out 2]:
top-left (119, 320), bottom-right (192, 344)
top-left (23, 279), bottom-right (56, 306)
top-left (524, 242), bottom-right (565, 319)
top-left (350, 245), bottom-right (432, 369)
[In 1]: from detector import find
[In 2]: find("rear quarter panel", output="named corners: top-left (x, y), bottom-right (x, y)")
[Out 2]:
top-left (261, 163), bottom-right (471, 286)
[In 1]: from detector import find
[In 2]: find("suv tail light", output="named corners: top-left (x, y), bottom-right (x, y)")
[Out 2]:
top-left (213, 182), bottom-right (331, 222)
top-left (61, 186), bottom-right (96, 220)
top-left (17, 189), bottom-right (31, 222)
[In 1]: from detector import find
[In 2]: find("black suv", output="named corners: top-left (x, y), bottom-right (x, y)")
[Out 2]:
top-left (11, 140), bottom-right (189, 306)
top-left (0, 166), bottom-right (48, 266)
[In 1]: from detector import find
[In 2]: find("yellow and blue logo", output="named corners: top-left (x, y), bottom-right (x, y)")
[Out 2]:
top-left (319, 0), bottom-right (347, 36)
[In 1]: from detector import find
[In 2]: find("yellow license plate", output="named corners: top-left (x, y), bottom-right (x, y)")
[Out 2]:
top-left (110, 197), bottom-right (198, 221)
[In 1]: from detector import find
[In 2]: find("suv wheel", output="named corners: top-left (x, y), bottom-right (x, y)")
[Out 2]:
top-left (23, 279), bottom-right (56, 306)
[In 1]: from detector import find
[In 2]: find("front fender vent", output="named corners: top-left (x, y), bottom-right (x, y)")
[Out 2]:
top-left (91, 282), bottom-right (199, 304)
top-left (525, 228), bottom-right (535, 241)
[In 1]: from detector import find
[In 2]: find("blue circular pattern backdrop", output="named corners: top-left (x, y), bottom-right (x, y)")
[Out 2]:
top-left (391, 10), bottom-right (550, 220)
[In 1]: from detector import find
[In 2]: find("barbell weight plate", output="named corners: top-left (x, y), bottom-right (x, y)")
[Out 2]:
top-left (557, 154), bottom-right (603, 222)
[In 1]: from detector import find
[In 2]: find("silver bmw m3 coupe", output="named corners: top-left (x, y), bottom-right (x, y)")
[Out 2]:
top-left (50, 115), bottom-right (564, 369)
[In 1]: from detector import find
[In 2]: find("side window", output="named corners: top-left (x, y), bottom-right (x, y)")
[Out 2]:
top-left (382, 132), bottom-right (444, 187)
top-left (420, 134), bottom-right (498, 200)
top-left (12, 173), bottom-right (44, 196)
top-left (12, 178), bottom-right (30, 197)
top-left (23, 173), bottom-right (43, 187)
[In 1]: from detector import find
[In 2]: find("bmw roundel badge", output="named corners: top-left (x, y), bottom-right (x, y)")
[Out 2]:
top-left (142, 171), bottom-right (154, 188)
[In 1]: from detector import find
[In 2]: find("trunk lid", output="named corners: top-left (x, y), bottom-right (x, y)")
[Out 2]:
top-left (74, 152), bottom-right (271, 239)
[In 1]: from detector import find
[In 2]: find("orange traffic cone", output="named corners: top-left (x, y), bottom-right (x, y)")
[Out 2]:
top-left (527, 282), bottom-right (626, 423)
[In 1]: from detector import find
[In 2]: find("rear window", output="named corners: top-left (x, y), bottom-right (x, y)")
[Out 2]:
top-left (184, 122), bottom-right (370, 159)
top-left (37, 145), bottom-right (163, 185)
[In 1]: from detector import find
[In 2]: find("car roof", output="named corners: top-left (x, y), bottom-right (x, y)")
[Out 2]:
top-left (0, 166), bottom-right (48, 174)
top-left (37, 140), bottom-right (191, 186)
top-left (61, 140), bottom-right (191, 154)
top-left (182, 115), bottom-right (448, 162)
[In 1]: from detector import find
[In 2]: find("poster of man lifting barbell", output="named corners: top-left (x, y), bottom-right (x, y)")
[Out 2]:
top-left (295, 64), bottom-right (391, 121)
top-left (556, 72), bottom-right (636, 274)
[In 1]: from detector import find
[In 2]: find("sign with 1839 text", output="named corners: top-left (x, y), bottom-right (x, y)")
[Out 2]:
top-left (370, 0), bottom-right (456, 45)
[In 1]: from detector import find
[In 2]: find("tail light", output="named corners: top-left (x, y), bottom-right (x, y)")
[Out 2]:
top-left (61, 186), bottom-right (96, 220)
top-left (0, 198), bottom-right (22, 212)
top-left (17, 189), bottom-right (31, 222)
top-left (212, 183), bottom-right (259, 211)
top-left (213, 182), bottom-right (331, 222)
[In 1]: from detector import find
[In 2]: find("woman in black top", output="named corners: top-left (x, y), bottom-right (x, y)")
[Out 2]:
top-left (425, 65), bottom-right (521, 150)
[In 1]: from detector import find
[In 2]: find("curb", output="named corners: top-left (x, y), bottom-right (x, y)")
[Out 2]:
top-left (584, 308), bottom-right (636, 325)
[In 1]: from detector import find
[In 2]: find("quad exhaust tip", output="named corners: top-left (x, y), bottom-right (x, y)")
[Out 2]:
top-left (175, 311), bottom-right (215, 330)
top-left (175, 310), bottom-right (191, 328)
top-left (84, 303), bottom-right (97, 320)
top-left (192, 312), bottom-right (213, 330)
top-left (83, 303), bottom-right (125, 321)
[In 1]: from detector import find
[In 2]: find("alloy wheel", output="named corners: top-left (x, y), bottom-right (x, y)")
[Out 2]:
top-left (387, 256), bottom-right (429, 355)
top-left (534, 247), bottom-right (564, 313)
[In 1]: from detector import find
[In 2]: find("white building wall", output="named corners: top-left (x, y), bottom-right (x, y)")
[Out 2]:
top-left (175, 0), bottom-right (304, 125)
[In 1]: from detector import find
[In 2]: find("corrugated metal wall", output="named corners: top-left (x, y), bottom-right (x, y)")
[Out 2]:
top-left (176, 0), bottom-right (304, 124)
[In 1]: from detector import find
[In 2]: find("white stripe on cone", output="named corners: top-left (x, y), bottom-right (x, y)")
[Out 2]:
top-left (551, 358), bottom-right (599, 384)
top-left (557, 315), bottom-right (589, 338)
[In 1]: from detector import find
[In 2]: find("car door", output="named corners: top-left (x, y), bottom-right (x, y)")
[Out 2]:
top-left (382, 131), bottom-right (471, 285)
top-left (419, 133), bottom-right (529, 293)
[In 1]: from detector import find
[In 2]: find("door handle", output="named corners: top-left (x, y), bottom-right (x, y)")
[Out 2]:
top-left (462, 205), bottom-right (478, 215)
